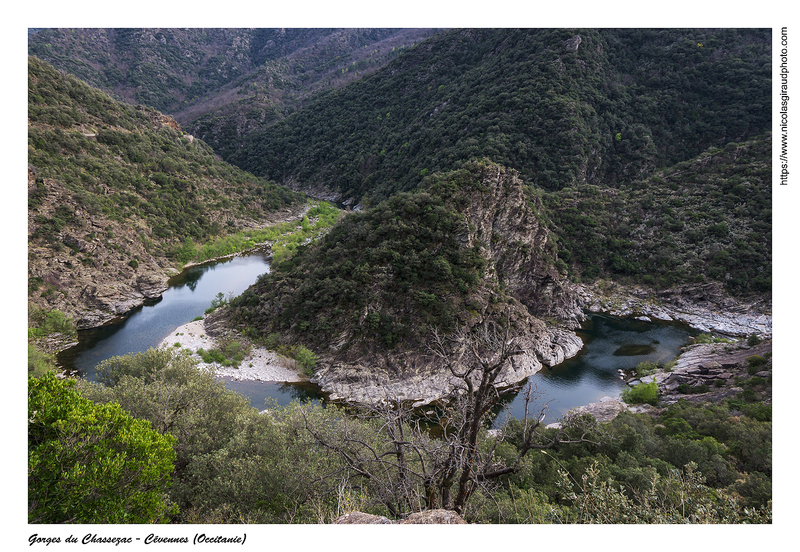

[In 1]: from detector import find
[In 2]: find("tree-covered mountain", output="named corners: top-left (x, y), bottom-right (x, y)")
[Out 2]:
top-left (28, 28), bottom-right (438, 155)
top-left (225, 28), bottom-right (770, 204)
top-left (27, 55), bottom-right (304, 328)
top-left (543, 133), bottom-right (771, 293)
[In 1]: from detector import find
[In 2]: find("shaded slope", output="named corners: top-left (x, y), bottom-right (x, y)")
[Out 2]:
top-left (28, 28), bottom-right (438, 147)
top-left (544, 133), bottom-right (771, 294)
top-left (227, 28), bottom-right (770, 204)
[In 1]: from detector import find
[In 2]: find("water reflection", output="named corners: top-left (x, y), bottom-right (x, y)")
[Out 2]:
top-left (495, 314), bottom-right (697, 425)
top-left (58, 250), bottom-right (697, 422)
top-left (58, 252), bottom-right (271, 380)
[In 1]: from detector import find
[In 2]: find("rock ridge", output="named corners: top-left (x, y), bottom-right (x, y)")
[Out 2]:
top-left (580, 280), bottom-right (771, 338)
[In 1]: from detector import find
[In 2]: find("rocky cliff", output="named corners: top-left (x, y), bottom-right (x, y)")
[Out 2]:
top-left (223, 161), bottom-right (586, 406)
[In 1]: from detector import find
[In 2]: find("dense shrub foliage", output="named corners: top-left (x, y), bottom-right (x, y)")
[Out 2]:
top-left (28, 373), bottom-right (177, 523)
top-left (543, 134), bottom-right (771, 293)
top-left (29, 349), bottom-right (769, 524)
top-left (28, 56), bottom-right (303, 256)
top-left (230, 164), bottom-right (491, 349)
top-left (227, 28), bottom-right (770, 203)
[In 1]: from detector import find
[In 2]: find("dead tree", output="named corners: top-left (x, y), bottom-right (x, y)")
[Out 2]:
top-left (304, 311), bottom-right (600, 518)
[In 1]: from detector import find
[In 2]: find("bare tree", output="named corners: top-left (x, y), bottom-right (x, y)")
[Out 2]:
top-left (304, 311), bottom-right (599, 518)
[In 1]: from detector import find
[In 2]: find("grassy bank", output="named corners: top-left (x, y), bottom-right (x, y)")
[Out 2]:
top-left (174, 201), bottom-right (342, 266)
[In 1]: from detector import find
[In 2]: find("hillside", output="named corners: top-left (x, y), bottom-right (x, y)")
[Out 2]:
top-left (543, 133), bottom-right (771, 294)
top-left (216, 160), bottom-right (584, 404)
top-left (28, 28), bottom-right (438, 155)
top-left (27, 56), bottom-right (305, 329)
top-left (225, 28), bottom-right (770, 204)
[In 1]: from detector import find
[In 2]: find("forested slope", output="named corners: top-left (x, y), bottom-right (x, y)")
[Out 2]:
top-left (543, 133), bottom-right (771, 293)
top-left (27, 56), bottom-right (304, 328)
top-left (226, 28), bottom-right (770, 204)
top-left (28, 28), bottom-right (437, 151)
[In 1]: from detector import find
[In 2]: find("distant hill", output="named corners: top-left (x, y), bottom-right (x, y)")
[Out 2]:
top-left (28, 28), bottom-right (438, 154)
top-left (225, 28), bottom-right (770, 204)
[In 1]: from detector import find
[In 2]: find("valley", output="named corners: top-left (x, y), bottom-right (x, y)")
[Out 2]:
top-left (26, 28), bottom-right (773, 526)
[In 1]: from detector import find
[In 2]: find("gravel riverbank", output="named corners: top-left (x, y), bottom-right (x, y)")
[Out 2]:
top-left (158, 319), bottom-right (305, 383)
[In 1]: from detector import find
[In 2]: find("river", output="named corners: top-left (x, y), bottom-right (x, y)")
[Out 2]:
top-left (58, 250), bottom-right (324, 407)
top-left (59, 252), bottom-right (696, 421)
top-left (499, 314), bottom-right (697, 424)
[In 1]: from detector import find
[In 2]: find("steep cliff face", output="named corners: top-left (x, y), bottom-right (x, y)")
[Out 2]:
top-left (455, 162), bottom-right (584, 326)
top-left (222, 160), bottom-right (585, 405)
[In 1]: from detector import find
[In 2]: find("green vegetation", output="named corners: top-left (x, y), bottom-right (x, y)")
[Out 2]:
top-left (27, 29), bottom-right (772, 525)
top-left (32, 348), bottom-right (769, 523)
top-left (27, 306), bottom-right (76, 339)
top-left (197, 337), bottom-right (251, 368)
top-left (29, 373), bottom-right (177, 523)
top-left (28, 344), bottom-right (57, 376)
top-left (29, 29), bottom-right (434, 128)
top-left (28, 55), bottom-right (303, 256)
top-left (543, 134), bottom-right (770, 293)
top-left (228, 29), bottom-right (769, 204)
top-left (230, 163), bottom-right (492, 351)
top-left (622, 381), bottom-right (659, 405)
top-left (178, 201), bottom-right (341, 266)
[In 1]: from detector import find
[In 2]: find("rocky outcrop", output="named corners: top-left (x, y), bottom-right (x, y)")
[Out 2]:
top-left (312, 323), bottom-right (583, 408)
top-left (306, 163), bottom-right (586, 407)
top-left (333, 509), bottom-right (466, 524)
top-left (564, 35), bottom-right (582, 51)
top-left (458, 163), bottom-right (584, 327)
top-left (551, 338), bottom-right (772, 427)
top-left (580, 280), bottom-right (771, 338)
top-left (655, 339), bottom-right (771, 406)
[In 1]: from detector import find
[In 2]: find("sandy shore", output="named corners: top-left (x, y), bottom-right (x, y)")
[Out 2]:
top-left (158, 319), bottom-right (305, 383)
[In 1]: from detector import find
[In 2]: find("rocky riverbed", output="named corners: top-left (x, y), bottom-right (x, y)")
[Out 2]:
top-left (580, 280), bottom-right (771, 338)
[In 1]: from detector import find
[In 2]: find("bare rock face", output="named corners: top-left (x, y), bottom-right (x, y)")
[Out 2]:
top-left (655, 339), bottom-right (771, 406)
top-left (564, 35), bottom-right (582, 51)
top-left (581, 280), bottom-right (771, 338)
top-left (457, 163), bottom-right (584, 327)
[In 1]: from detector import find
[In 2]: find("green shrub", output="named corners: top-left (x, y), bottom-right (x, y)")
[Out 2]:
top-left (196, 337), bottom-right (250, 368)
top-left (633, 361), bottom-right (659, 377)
top-left (28, 307), bottom-right (76, 338)
top-left (205, 292), bottom-right (228, 314)
top-left (746, 333), bottom-right (762, 346)
top-left (28, 344), bottom-right (56, 376)
top-left (622, 381), bottom-right (659, 405)
top-left (28, 373), bottom-right (177, 523)
top-left (746, 355), bottom-right (767, 375)
top-left (292, 345), bottom-right (318, 375)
